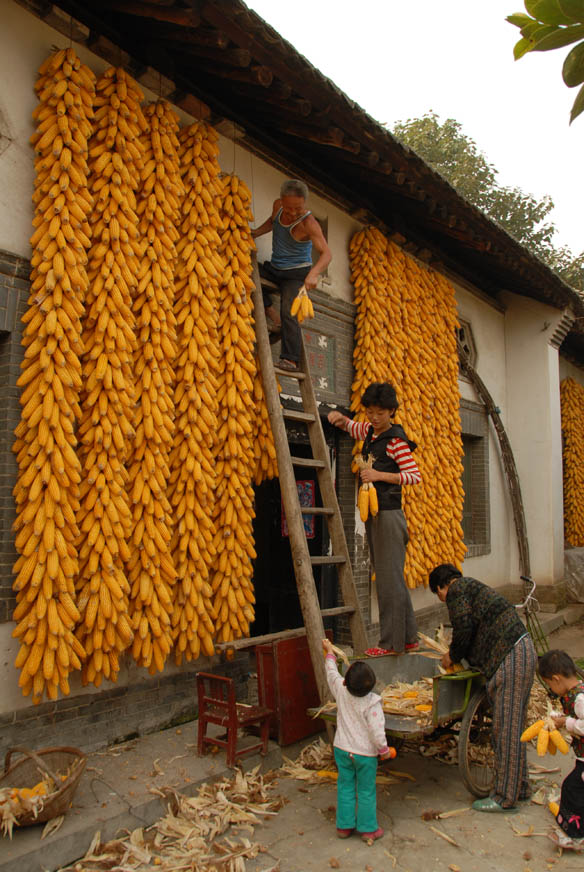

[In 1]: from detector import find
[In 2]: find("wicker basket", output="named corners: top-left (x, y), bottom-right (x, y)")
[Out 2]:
top-left (1, 746), bottom-right (86, 826)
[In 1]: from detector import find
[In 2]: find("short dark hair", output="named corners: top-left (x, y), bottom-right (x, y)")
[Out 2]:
top-left (538, 649), bottom-right (578, 679)
top-left (361, 382), bottom-right (399, 411)
top-left (428, 563), bottom-right (462, 594)
top-left (344, 660), bottom-right (376, 697)
top-left (280, 179), bottom-right (308, 199)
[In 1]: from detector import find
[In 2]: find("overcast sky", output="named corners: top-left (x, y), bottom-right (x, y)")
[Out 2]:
top-left (245, 0), bottom-right (582, 254)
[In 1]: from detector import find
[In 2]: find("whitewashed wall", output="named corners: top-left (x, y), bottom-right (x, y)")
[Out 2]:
top-left (559, 356), bottom-right (584, 386)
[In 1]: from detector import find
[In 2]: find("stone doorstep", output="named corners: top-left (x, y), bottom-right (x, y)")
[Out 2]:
top-left (537, 603), bottom-right (584, 637)
top-left (0, 723), bottom-right (283, 872)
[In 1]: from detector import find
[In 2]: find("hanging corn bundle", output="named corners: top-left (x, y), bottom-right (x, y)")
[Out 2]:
top-left (210, 173), bottom-right (257, 644)
top-left (252, 361), bottom-right (278, 485)
top-left (169, 121), bottom-right (223, 662)
top-left (127, 101), bottom-right (183, 674)
top-left (74, 68), bottom-right (145, 687)
top-left (349, 228), bottom-right (465, 588)
top-left (560, 378), bottom-right (584, 546)
top-left (12, 47), bottom-right (94, 702)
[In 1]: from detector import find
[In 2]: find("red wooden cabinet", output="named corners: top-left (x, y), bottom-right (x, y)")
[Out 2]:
top-left (256, 631), bottom-right (332, 746)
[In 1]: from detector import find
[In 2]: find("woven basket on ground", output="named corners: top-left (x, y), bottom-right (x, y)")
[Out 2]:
top-left (1, 746), bottom-right (86, 826)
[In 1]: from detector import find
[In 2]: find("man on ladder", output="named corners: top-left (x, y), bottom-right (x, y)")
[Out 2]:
top-left (252, 179), bottom-right (331, 372)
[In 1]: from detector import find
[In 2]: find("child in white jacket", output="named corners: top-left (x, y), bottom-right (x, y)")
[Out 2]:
top-left (323, 639), bottom-right (394, 841)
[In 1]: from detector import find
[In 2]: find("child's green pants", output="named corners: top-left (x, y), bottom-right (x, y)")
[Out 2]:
top-left (334, 747), bottom-right (378, 832)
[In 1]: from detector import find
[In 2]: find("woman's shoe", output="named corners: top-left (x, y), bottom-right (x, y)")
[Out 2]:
top-left (472, 797), bottom-right (518, 814)
top-left (336, 828), bottom-right (354, 839)
top-left (365, 647), bottom-right (396, 657)
top-left (360, 827), bottom-right (384, 843)
top-left (405, 642), bottom-right (419, 652)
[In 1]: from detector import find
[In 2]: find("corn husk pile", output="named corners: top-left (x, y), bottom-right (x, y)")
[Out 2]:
top-left (279, 738), bottom-right (412, 786)
top-left (380, 678), bottom-right (434, 720)
top-left (57, 767), bottom-right (283, 871)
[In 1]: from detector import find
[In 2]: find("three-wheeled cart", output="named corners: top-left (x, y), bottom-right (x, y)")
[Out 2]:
top-left (310, 652), bottom-right (495, 797)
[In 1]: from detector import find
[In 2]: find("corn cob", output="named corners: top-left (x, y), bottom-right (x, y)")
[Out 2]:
top-left (290, 285), bottom-right (314, 322)
top-left (521, 713), bottom-right (570, 755)
top-left (358, 484), bottom-right (370, 522)
top-left (169, 121), bottom-right (223, 662)
top-left (349, 227), bottom-right (465, 588)
top-left (74, 68), bottom-right (145, 686)
top-left (127, 100), bottom-right (183, 674)
top-left (560, 378), bottom-right (584, 546)
top-left (520, 718), bottom-right (545, 742)
top-left (549, 801), bottom-right (559, 817)
top-left (12, 48), bottom-right (95, 703)
top-left (252, 360), bottom-right (278, 485)
top-left (210, 173), bottom-right (257, 644)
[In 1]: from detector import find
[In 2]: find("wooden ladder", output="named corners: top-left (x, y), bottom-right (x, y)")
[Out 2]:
top-left (250, 256), bottom-right (369, 704)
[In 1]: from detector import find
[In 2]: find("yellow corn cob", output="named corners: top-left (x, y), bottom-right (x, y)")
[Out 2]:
top-left (12, 47), bottom-right (94, 703)
top-left (549, 801), bottom-right (559, 817)
top-left (74, 67), bottom-right (144, 686)
top-left (127, 100), bottom-right (183, 674)
top-left (358, 484), bottom-right (370, 523)
top-left (368, 484), bottom-right (379, 516)
top-left (549, 728), bottom-right (570, 754)
top-left (520, 719), bottom-right (545, 742)
top-left (349, 227), bottom-right (465, 589)
top-left (169, 121), bottom-right (223, 663)
top-left (537, 727), bottom-right (550, 756)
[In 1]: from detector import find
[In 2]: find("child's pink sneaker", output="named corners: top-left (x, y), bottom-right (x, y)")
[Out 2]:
top-left (336, 828), bottom-right (354, 838)
top-left (360, 827), bottom-right (384, 843)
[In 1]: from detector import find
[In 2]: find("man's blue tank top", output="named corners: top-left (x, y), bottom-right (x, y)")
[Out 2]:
top-left (271, 208), bottom-right (313, 270)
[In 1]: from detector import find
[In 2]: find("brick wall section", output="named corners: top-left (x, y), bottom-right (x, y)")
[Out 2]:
top-left (0, 658), bottom-right (248, 759)
top-left (0, 249), bottom-right (29, 624)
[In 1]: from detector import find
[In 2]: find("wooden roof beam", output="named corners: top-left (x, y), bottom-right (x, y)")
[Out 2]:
top-left (194, 62), bottom-right (273, 87)
top-left (105, 1), bottom-right (200, 27)
top-left (281, 123), bottom-right (360, 154)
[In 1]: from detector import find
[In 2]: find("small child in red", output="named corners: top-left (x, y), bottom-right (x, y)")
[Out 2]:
top-left (538, 649), bottom-right (584, 852)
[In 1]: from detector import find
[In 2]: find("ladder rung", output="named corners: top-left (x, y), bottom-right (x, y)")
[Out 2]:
top-left (321, 606), bottom-right (356, 618)
top-left (283, 408), bottom-right (315, 422)
top-left (291, 456), bottom-right (326, 468)
top-left (274, 366), bottom-right (306, 380)
top-left (301, 506), bottom-right (334, 515)
top-left (310, 555), bottom-right (346, 565)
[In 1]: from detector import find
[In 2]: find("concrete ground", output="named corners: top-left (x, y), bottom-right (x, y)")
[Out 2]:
top-left (1, 605), bottom-right (583, 872)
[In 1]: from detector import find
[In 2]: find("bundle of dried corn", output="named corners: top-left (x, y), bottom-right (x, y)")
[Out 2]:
top-left (126, 100), bottom-right (183, 674)
top-left (349, 228), bottom-right (465, 588)
top-left (251, 360), bottom-right (278, 485)
top-left (210, 174), bottom-right (257, 644)
top-left (12, 48), bottom-right (95, 703)
top-left (74, 67), bottom-right (145, 687)
top-left (560, 378), bottom-right (584, 546)
top-left (169, 121), bottom-right (223, 662)
top-left (380, 678), bottom-right (434, 717)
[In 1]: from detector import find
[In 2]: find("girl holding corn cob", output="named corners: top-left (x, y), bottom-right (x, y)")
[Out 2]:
top-left (428, 564), bottom-right (537, 813)
top-left (538, 650), bottom-right (584, 851)
top-left (327, 382), bottom-right (420, 657)
top-left (322, 637), bottom-right (395, 842)
top-left (252, 179), bottom-right (331, 371)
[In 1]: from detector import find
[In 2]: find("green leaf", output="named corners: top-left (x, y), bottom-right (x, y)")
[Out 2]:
top-left (530, 22), bottom-right (584, 50)
top-left (558, 0), bottom-right (584, 24)
top-left (514, 35), bottom-right (535, 58)
top-left (506, 13), bottom-right (536, 28)
top-left (522, 21), bottom-right (555, 38)
top-left (570, 80), bottom-right (584, 121)
top-left (525, 0), bottom-right (577, 26)
top-left (563, 40), bottom-right (584, 85)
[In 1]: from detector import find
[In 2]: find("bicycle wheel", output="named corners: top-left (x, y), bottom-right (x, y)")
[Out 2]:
top-left (458, 687), bottom-right (495, 798)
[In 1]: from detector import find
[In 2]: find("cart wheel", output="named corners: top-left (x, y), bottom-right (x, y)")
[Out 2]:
top-left (458, 687), bottom-right (495, 798)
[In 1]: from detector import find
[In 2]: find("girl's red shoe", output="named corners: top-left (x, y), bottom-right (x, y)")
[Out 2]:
top-left (365, 647), bottom-right (396, 657)
top-left (360, 826), bottom-right (384, 843)
top-left (336, 828), bottom-right (354, 838)
top-left (405, 642), bottom-right (419, 652)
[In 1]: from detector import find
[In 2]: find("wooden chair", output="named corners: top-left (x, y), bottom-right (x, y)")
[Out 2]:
top-left (196, 672), bottom-right (273, 767)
